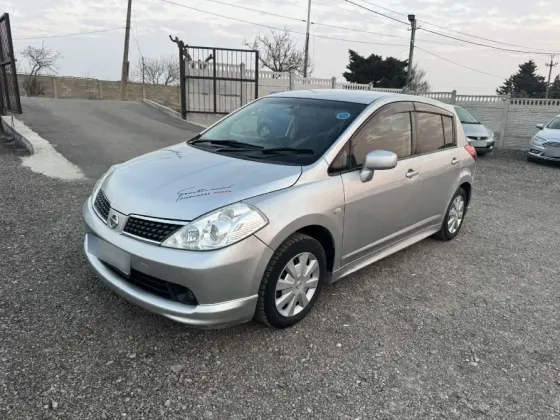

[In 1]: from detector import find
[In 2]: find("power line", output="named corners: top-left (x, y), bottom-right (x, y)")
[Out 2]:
top-left (343, 0), bottom-right (409, 25)
top-left (415, 45), bottom-right (506, 80)
top-left (160, 0), bottom-right (408, 47)
top-left (199, 0), bottom-right (306, 22)
top-left (343, 0), bottom-right (560, 54)
top-left (420, 27), bottom-right (558, 55)
top-left (197, 0), bottom-right (408, 40)
top-left (13, 27), bottom-right (124, 41)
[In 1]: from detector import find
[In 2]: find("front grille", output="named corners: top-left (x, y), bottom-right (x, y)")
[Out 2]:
top-left (123, 217), bottom-right (183, 243)
top-left (544, 142), bottom-right (560, 148)
top-left (467, 136), bottom-right (489, 141)
top-left (94, 190), bottom-right (111, 220)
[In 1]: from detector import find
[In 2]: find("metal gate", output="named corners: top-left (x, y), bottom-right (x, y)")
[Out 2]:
top-left (171, 37), bottom-right (258, 119)
top-left (0, 13), bottom-right (21, 114)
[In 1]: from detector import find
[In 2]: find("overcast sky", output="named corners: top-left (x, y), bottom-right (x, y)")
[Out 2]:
top-left (7, 0), bottom-right (560, 94)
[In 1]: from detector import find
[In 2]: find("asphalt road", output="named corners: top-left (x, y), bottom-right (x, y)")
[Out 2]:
top-left (1, 136), bottom-right (560, 419)
top-left (17, 97), bottom-right (201, 178)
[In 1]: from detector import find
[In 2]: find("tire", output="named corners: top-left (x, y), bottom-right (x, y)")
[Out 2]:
top-left (527, 154), bottom-right (537, 163)
top-left (254, 233), bottom-right (327, 328)
top-left (434, 187), bottom-right (467, 241)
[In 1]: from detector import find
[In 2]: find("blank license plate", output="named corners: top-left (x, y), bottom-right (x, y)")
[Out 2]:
top-left (87, 235), bottom-right (130, 275)
top-left (544, 147), bottom-right (560, 158)
top-left (469, 140), bottom-right (487, 148)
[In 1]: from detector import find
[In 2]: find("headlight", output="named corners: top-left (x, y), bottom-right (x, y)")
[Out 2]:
top-left (162, 203), bottom-right (268, 251)
top-left (534, 136), bottom-right (546, 144)
top-left (92, 165), bottom-right (118, 198)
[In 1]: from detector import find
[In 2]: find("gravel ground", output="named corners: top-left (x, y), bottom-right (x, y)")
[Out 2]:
top-left (1, 138), bottom-right (560, 420)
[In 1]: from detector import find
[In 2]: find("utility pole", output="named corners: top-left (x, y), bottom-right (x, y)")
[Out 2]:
top-left (120, 0), bottom-right (133, 101)
top-left (303, 0), bottom-right (312, 78)
top-left (545, 55), bottom-right (558, 99)
top-left (405, 14), bottom-right (417, 92)
top-left (142, 56), bottom-right (145, 84)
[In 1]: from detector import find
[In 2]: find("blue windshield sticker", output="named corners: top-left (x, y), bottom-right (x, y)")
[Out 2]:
top-left (337, 112), bottom-right (351, 120)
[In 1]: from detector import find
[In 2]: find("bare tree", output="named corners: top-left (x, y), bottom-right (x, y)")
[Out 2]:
top-left (244, 29), bottom-right (311, 76)
top-left (20, 43), bottom-right (62, 96)
top-left (407, 64), bottom-right (431, 93)
top-left (133, 55), bottom-right (180, 85)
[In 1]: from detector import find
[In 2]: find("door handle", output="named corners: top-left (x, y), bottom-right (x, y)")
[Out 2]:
top-left (406, 169), bottom-right (419, 179)
top-left (451, 157), bottom-right (459, 165)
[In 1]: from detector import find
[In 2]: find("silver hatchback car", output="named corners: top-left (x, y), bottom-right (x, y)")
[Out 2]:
top-left (83, 90), bottom-right (476, 329)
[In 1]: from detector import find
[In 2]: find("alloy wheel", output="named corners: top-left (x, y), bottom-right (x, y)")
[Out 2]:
top-left (275, 252), bottom-right (320, 317)
top-left (447, 195), bottom-right (465, 234)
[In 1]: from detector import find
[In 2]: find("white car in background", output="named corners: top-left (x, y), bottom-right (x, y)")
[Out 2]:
top-left (454, 106), bottom-right (495, 156)
top-left (527, 115), bottom-right (560, 163)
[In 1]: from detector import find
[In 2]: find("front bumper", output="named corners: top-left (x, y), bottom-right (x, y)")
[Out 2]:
top-left (528, 140), bottom-right (560, 162)
top-left (83, 199), bottom-right (273, 328)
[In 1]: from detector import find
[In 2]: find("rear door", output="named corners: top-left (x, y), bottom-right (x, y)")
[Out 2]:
top-left (412, 103), bottom-right (462, 226)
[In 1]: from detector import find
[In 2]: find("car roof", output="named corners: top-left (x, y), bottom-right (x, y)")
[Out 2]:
top-left (268, 89), bottom-right (396, 105)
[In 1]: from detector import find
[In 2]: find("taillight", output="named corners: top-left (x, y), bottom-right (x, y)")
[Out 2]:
top-left (465, 145), bottom-right (477, 160)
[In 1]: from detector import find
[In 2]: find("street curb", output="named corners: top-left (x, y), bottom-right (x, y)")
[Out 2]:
top-left (1, 114), bottom-right (34, 153)
top-left (142, 99), bottom-right (208, 130)
top-left (1, 114), bottom-right (85, 180)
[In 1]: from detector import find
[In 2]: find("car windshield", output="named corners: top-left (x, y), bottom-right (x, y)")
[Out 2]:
top-left (191, 97), bottom-right (367, 165)
top-left (546, 117), bottom-right (560, 129)
top-left (454, 106), bottom-right (480, 124)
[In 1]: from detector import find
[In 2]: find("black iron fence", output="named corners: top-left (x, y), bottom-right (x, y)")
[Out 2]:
top-left (171, 37), bottom-right (258, 118)
top-left (0, 13), bottom-right (21, 114)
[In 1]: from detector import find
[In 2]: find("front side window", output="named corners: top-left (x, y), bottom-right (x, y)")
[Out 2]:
top-left (350, 103), bottom-right (413, 166)
top-left (416, 112), bottom-right (446, 154)
top-left (192, 97), bottom-right (367, 165)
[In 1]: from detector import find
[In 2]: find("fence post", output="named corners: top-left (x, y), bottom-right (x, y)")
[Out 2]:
top-left (240, 63), bottom-right (245, 106)
top-left (451, 89), bottom-right (457, 104)
top-left (289, 72), bottom-right (295, 90)
top-left (331, 77), bottom-right (336, 89)
top-left (498, 96), bottom-right (511, 148)
top-left (368, 82), bottom-right (373, 91)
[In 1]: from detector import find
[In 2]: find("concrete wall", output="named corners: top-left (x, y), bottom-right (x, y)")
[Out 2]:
top-left (456, 96), bottom-right (560, 150)
top-left (17, 74), bottom-right (180, 105)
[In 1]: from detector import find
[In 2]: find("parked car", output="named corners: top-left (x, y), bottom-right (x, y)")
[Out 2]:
top-left (83, 90), bottom-right (476, 329)
top-left (527, 115), bottom-right (560, 163)
top-left (454, 106), bottom-right (495, 155)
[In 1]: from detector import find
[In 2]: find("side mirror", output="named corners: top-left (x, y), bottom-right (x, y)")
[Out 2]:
top-left (536, 123), bottom-right (544, 130)
top-left (360, 150), bottom-right (398, 182)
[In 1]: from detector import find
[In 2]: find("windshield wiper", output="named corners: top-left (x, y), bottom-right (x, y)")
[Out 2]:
top-left (214, 146), bottom-right (314, 156)
top-left (261, 147), bottom-right (314, 155)
top-left (189, 139), bottom-right (263, 149)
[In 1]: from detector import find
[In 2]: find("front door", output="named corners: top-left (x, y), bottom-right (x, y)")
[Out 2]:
top-left (338, 102), bottom-right (424, 266)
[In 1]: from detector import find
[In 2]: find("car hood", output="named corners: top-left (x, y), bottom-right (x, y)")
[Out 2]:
top-left (101, 143), bottom-right (302, 221)
top-left (538, 128), bottom-right (560, 141)
top-left (462, 123), bottom-right (491, 138)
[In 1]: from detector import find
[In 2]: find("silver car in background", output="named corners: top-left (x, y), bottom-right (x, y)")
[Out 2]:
top-left (454, 106), bottom-right (495, 155)
top-left (527, 115), bottom-right (560, 163)
top-left (83, 90), bottom-right (476, 329)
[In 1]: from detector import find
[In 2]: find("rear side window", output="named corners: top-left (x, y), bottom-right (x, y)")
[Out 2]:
top-left (416, 112), bottom-right (445, 154)
top-left (442, 116), bottom-right (455, 147)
